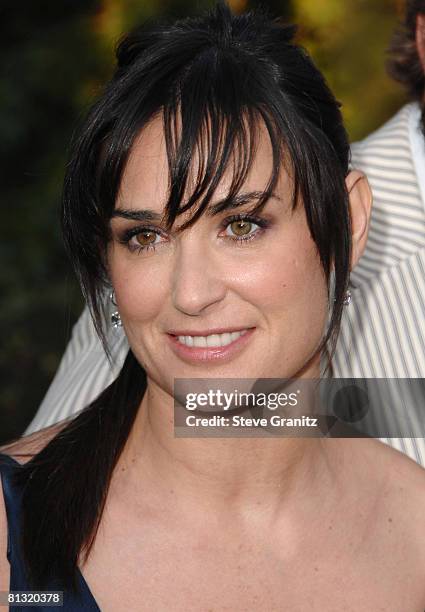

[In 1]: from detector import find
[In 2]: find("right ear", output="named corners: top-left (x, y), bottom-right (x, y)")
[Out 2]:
top-left (415, 14), bottom-right (425, 74)
top-left (345, 170), bottom-right (373, 271)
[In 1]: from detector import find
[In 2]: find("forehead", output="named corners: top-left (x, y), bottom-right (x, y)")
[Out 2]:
top-left (116, 112), bottom-right (293, 215)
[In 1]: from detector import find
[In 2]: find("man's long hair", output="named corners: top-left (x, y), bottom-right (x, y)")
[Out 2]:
top-left (387, 0), bottom-right (425, 99)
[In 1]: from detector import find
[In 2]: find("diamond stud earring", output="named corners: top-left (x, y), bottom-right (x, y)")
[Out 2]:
top-left (110, 290), bottom-right (123, 328)
top-left (343, 289), bottom-right (352, 306)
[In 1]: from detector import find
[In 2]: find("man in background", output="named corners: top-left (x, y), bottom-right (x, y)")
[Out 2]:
top-left (331, 0), bottom-right (425, 463)
top-left (26, 0), bottom-right (425, 465)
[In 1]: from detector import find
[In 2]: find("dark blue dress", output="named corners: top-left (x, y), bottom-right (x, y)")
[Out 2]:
top-left (0, 453), bottom-right (100, 611)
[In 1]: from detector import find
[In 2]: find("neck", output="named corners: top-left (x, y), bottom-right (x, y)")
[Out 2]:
top-left (117, 377), bottom-right (338, 520)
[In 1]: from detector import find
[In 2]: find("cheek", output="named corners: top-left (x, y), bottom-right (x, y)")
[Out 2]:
top-left (240, 230), bottom-right (328, 331)
top-left (108, 253), bottom-right (168, 329)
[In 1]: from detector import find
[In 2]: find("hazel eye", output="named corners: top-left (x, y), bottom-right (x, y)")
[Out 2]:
top-left (122, 227), bottom-right (166, 254)
top-left (224, 218), bottom-right (261, 239)
top-left (228, 219), bottom-right (253, 236)
top-left (133, 230), bottom-right (158, 247)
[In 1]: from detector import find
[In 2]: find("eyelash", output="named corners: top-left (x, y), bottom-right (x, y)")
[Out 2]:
top-left (118, 214), bottom-right (270, 255)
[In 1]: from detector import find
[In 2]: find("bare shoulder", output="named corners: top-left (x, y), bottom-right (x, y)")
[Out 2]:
top-left (0, 421), bottom-right (70, 590)
top-left (351, 438), bottom-right (425, 560)
top-left (0, 420), bottom-right (69, 465)
top-left (333, 438), bottom-right (425, 604)
top-left (353, 437), bottom-right (425, 505)
top-left (379, 440), bottom-right (425, 523)
top-left (369, 438), bottom-right (425, 498)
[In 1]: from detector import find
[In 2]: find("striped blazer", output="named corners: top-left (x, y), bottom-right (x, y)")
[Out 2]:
top-left (27, 103), bottom-right (425, 465)
top-left (333, 103), bottom-right (425, 464)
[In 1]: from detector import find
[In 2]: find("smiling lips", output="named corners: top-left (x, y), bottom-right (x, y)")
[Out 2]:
top-left (167, 327), bottom-right (255, 363)
top-left (177, 329), bottom-right (248, 347)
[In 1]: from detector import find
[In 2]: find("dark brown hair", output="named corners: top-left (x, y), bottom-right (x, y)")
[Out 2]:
top-left (13, 1), bottom-right (351, 592)
top-left (387, 0), bottom-right (425, 98)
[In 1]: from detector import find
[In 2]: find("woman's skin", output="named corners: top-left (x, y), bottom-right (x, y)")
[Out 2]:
top-left (1, 116), bottom-right (425, 611)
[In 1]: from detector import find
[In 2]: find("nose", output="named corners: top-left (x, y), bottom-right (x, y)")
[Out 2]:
top-left (171, 235), bottom-right (227, 316)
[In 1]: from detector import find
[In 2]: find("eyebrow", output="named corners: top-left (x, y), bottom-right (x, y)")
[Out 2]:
top-left (111, 191), bottom-right (281, 222)
top-left (111, 209), bottom-right (162, 222)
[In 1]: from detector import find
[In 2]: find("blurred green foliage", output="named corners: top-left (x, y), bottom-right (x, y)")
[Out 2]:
top-left (293, 0), bottom-right (406, 139)
top-left (0, 0), bottom-right (408, 443)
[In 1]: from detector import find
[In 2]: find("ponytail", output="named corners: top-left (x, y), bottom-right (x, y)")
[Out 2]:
top-left (13, 350), bottom-right (146, 591)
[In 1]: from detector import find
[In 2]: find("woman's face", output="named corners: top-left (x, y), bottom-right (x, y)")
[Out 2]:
top-left (108, 116), bottom-right (329, 394)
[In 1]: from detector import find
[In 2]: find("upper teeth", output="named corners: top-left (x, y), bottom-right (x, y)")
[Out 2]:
top-left (177, 330), bottom-right (248, 348)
